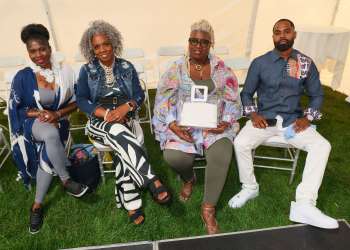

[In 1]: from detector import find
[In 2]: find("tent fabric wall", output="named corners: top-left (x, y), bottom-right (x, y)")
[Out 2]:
top-left (0, 0), bottom-right (349, 95)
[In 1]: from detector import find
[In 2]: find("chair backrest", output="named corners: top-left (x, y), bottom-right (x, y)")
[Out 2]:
top-left (122, 48), bottom-right (144, 59)
top-left (0, 56), bottom-right (26, 68)
top-left (74, 51), bottom-right (86, 63)
top-left (213, 46), bottom-right (230, 57)
top-left (157, 46), bottom-right (185, 80)
top-left (225, 57), bottom-right (251, 86)
top-left (52, 51), bottom-right (65, 63)
top-left (0, 56), bottom-right (26, 107)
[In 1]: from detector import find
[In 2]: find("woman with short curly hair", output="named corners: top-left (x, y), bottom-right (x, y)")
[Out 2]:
top-left (153, 19), bottom-right (241, 234)
top-left (76, 20), bottom-right (171, 225)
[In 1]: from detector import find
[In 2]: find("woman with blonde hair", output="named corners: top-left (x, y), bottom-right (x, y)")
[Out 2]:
top-left (153, 19), bottom-right (241, 234)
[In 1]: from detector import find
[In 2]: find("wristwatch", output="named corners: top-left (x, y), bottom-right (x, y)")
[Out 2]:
top-left (126, 102), bottom-right (134, 112)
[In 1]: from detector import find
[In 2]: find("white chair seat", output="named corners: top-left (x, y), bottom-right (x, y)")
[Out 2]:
top-left (262, 135), bottom-right (295, 148)
top-left (253, 134), bottom-right (301, 184)
top-left (91, 140), bottom-right (112, 151)
top-left (157, 46), bottom-right (185, 56)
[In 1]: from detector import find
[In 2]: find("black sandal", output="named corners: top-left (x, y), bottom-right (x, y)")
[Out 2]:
top-left (149, 178), bottom-right (171, 205)
top-left (128, 208), bottom-right (145, 225)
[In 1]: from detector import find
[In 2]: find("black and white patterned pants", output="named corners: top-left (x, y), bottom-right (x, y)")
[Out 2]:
top-left (87, 117), bottom-right (155, 210)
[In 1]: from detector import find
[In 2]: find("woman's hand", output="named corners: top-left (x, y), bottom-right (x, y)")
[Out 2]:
top-left (169, 122), bottom-right (194, 143)
top-left (204, 121), bottom-right (230, 134)
top-left (105, 104), bottom-right (130, 123)
top-left (38, 110), bottom-right (59, 123)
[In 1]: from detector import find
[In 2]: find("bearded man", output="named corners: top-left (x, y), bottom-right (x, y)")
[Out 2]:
top-left (228, 19), bottom-right (338, 229)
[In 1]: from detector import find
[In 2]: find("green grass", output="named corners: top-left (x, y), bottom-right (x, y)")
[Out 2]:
top-left (0, 87), bottom-right (349, 249)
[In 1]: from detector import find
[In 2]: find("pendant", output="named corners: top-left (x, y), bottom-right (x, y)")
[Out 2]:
top-left (194, 64), bottom-right (202, 71)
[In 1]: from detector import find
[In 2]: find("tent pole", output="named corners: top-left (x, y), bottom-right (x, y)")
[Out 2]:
top-left (41, 0), bottom-right (59, 51)
top-left (245, 0), bottom-right (259, 58)
top-left (330, 0), bottom-right (340, 25)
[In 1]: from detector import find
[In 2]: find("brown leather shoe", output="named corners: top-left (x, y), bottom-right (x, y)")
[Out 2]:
top-left (201, 203), bottom-right (220, 235)
top-left (179, 174), bottom-right (196, 202)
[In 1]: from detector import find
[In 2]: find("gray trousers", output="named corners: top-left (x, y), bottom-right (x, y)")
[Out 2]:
top-left (163, 138), bottom-right (233, 205)
top-left (32, 119), bottom-right (70, 204)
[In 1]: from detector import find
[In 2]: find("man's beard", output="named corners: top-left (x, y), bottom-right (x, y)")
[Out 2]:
top-left (274, 39), bottom-right (294, 51)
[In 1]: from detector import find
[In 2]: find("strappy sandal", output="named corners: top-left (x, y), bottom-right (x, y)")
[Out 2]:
top-left (128, 208), bottom-right (145, 225)
top-left (148, 178), bottom-right (171, 205)
top-left (179, 174), bottom-right (196, 202)
top-left (201, 203), bottom-right (220, 235)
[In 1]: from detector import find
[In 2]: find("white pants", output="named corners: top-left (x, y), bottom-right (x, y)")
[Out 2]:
top-left (234, 117), bottom-right (331, 205)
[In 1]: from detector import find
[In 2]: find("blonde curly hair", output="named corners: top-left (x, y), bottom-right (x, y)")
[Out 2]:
top-left (190, 19), bottom-right (215, 47)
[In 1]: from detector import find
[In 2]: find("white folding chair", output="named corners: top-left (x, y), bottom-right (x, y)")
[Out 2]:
top-left (213, 46), bottom-right (229, 57)
top-left (0, 56), bottom-right (26, 112)
top-left (52, 51), bottom-right (65, 63)
top-left (225, 57), bottom-right (251, 86)
top-left (253, 135), bottom-right (301, 184)
top-left (89, 139), bottom-right (114, 183)
top-left (0, 125), bottom-right (11, 174)
top-left (157, 46), bottom-right (185, 79)
top-left (122, 48), bottom-right (153, 134)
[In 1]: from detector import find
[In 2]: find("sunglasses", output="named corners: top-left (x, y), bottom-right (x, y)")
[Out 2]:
top-left (188, 38), bottom-right (211, 48)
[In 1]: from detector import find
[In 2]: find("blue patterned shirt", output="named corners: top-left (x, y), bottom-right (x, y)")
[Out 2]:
top-left (241, 49), bottom-right (323, 127)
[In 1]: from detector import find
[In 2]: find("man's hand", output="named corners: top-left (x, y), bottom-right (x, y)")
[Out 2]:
top-left (293, 117), bottom-right (310, 133)
top-left (251, 112), bottom-right (268, 129)
top-left (105, 104), bottom-right (129, 123)
top-left (169, 122), bottom-right (194, 143)
top-left (204, 121), bottom-right (230, 134)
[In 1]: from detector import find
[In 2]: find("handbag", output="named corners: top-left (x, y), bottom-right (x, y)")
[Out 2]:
top-left (68, 144), bottom-right (100, 191)
top-left (129, 119), bottom-right (144, 145)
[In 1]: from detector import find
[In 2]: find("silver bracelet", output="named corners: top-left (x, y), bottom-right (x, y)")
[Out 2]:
top-left (103, 109), bottom-right (110, 121)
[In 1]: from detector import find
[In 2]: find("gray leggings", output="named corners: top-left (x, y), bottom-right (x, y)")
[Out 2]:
top-left (32, 119), bottom-right (70, 204)
top-left (163, 138), bottom-right (233, 205)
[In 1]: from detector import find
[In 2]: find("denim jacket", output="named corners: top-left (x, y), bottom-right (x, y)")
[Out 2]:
top-left (76, 57), bottom-right (145, 116)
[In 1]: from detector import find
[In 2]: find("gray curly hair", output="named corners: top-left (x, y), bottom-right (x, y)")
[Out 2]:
top-left (190, 19), bottom-right (215, 47)
top-left (79, 20), bottom-right (123, 61)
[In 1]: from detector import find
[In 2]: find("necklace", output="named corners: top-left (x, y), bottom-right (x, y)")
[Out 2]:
top-left (100, 61), bottom-right (115, 88)
top-left (29, 56), bottom-right (59, 83)
top-left (188, 58), bottom-right (208, 80)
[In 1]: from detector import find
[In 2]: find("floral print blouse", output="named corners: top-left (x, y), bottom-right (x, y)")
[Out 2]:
top-left (152, 54), bottom-right (242, 155)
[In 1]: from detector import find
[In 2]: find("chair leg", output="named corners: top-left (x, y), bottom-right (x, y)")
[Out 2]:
top-left (97, 151), bottom-right (105, 183)
top-left (146, 93), bottom-right (153, 134)
top-left (0, 130), bottom-right (11, 170)
top-left (289, 149), bottom-right (301, 184)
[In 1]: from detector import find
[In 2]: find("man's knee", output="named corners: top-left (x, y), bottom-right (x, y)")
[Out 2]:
top-left (234, 133), bottom-right (251, 150)
top-left (318, 138), bottom-right (331, 153)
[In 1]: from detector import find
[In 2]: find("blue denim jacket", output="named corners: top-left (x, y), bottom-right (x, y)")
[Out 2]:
top-left (242, 49), bottom-right (323, 127)
top-left (76, 57), bottom-right (145, 116)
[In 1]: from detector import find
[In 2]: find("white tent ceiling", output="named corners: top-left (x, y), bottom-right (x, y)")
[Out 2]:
top-left (0, 0), bottom-right (349, 95)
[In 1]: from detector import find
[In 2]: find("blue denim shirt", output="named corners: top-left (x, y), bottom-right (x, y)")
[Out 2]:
top-left (76, 57), bottom-right (145, 116)
top-left (241, 49), bottom-right (323, 127)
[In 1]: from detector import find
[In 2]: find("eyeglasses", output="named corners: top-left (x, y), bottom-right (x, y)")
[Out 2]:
top-left (188, 38), bottom-right (211, 48)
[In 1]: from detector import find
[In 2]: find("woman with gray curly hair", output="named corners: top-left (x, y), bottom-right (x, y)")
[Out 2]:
top-left (153, 19), bottom-right (241, 234)
top-left (76, 20), bottom-right (171, 225)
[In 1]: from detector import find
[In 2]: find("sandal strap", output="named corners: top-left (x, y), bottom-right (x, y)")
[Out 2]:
top-left (149, 178), bottom-right (168, 197)
top-left (129, 209), bottom-right (145, 224)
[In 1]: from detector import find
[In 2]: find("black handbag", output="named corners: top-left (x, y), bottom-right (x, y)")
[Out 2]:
top-left (68, 144), bottom-right (100, 191)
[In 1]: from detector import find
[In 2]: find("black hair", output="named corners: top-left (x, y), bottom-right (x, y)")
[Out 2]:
top-left (273, 19), bottom-right (295, 31)
top-left (20, 24), bottom-right (50, 44)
